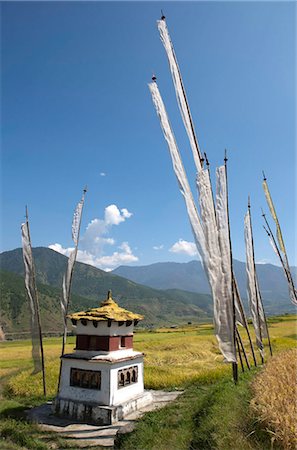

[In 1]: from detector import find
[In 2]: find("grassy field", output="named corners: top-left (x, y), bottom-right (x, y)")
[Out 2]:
top-left (0, 314), bottom-right (296, 449)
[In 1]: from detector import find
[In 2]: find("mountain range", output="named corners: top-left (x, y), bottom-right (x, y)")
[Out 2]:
top-left (0, 247), bottom-right (213, 337)
top-left (113, 259), bottom-right (297, 312)
top-left (0, 247), bottom-right (295, 337)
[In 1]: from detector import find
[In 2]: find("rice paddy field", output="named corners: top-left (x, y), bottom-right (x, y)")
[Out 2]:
top-left (0, 314), bottom-right (296, 449)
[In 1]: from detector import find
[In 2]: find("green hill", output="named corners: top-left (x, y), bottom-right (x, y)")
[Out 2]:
top-left (0, 248), bottom-right (213, 337)
top-left (0, 270), bottom-right (94, 338)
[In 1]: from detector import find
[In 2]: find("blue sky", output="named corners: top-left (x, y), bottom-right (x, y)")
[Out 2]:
top-left (1, 1), bottom-right (296, 271)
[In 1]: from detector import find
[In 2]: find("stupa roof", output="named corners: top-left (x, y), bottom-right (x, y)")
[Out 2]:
top-left (68, 291), bottom-right (144, 323)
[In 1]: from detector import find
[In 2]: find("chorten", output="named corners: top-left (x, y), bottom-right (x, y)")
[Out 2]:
top-left (53, 291), bottom-right (153, 425)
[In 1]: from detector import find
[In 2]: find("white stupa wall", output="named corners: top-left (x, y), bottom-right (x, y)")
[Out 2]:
top-left (110, 359), bottom-right (144, 405)
top-left (59, 356), bottom-right (144, 406)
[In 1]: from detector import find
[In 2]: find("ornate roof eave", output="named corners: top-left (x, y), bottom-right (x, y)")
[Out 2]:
top-left (67, 290), bottom-right (144, 323)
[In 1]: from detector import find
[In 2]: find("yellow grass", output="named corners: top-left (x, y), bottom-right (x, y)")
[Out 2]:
top-left (251, 348), bottom-right (297, 449)
top-left (0, 315), bottom-right (296, 398)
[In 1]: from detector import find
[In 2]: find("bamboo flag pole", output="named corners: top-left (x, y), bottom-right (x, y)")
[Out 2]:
top-left (262, 173), bottom-right (297, 306)
top-left (236, 334), bottom-right (244, 373)
top-left (233, 279), bottom-right (257, 367)
top-left (210, 149), bottom-right (255, 369)
top-left (224, 151), bottom-right (238, 384)
top-left (249, 211), bottom-right (272, 359)
top-left (262, 216), bottom-right (286, 271)
top-left (22, 207), bottom-right (46, 396)
top-left (63, 187), bottom-right (87, 352)
top-left (156, 17), bottom-right (242, 375)
top-left (236, 327), bottom-right (251, 370)
top-left (262, 211), bottom-right (289, 282)
top-left (247, 199), bottom-right (264, 364)
top-left (207, 152), bottom-right (250, 374)
top-left (249, 198), bottom-right (273, 360)
top-left (57, 187), bottom-right (87, 392)
top-left (206, 149), bottom-right (254, 371)
top-left (256, 280), bottom-right (273, 357)
top-left (158, 14), bottom-right (204, 168)
top-left (149, 79), bottom-right (237, 370)
top-left (204, 153), bottom-right (239, 374)
top-left (262, 208), bottom-right (297, 305)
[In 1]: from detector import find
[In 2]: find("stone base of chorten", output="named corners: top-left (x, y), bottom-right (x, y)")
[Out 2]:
top-left (52, 390), bottom-right (154, 425)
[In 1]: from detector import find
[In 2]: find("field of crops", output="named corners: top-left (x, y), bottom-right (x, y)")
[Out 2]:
top-left (0, 315), bottom-right (296, 449)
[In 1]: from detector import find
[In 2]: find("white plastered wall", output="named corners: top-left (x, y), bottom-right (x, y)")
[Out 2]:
top-left (59, 356), bottom-right (144, 407)
top-left (71, 320), bottom-right (134, 337)
top-left (59, 359), bottom-right (111, 405)
top-left (109, 357), bottom-right (144, 406)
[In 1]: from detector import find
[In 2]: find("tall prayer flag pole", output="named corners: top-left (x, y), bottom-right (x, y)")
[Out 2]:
top-left (61, 187), bottom-right (87, 354)
top-left (223, 151), bottom-right (238, 382)
top-left (57, 187), bottom-right (87, 391)
top-left (157, 14), bottom-right (203, 170)
top-left (149, 78), bottom-right (237, 370)
top-left (262, 173), bottom-right (297, 306)
top-left (21, 207), bottom-right (46, 396)
top-left (157, 15), bottom-right (255, 374)
top-left (245, 198), bottom-right (272, 362)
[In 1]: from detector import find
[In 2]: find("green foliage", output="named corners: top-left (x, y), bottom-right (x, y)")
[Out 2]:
top-left (0, 270), bottom-right (92, 336)
top-left (0, 419), bottom-right (48, 450)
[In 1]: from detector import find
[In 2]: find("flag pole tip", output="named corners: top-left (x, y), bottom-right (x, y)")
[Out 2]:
top-left (248, 195), bottom-right (251, 208)
top-left (224, 149), bottom-right (228, 163)
top-left (262, 170), bottom-right (266, 180)
top-left (152, 74), bottom-right (157, 82)
top-left (160, 10), bottom-right (165, 20)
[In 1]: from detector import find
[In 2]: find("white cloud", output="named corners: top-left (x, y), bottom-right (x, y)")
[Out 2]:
top-left (49, 243), bottom-right (73, 256)
top-left (93, 242), bottom-right (138, 268)
top-left (100, 172), bottom-right (106, 177)
top-left (153, 244), bottom-right (164, 251)
top-left (169, 239), bottom-right (198, 256)
top-left (256, 259), bottom-right (273, 265)
top-left (104, 204), bottom-right (132, 226)
top-left (49, 204), bottom-right (137, 271)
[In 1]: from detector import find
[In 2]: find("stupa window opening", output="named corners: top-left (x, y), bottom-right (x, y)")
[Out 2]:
top-left (120, 336), bottom-right (126, 348)
top-left (119, 372), bottom-right (125, 387)
top-left (70, 368), bottom-right (101, 390)
top-left (117, 366), bottom-right (138, 389)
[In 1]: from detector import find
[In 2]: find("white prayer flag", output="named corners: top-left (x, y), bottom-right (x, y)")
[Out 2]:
top-left (244, 209), bottom-right (266, 354)
top-left (262, 179), bottom-right (297, 305)
top-left (21, 220), bottom-right (42, 373)
top-left (149, 81), bottom-right (207, 265)
top-left (61, 249), bottom-right (77, 320)
top-left (215, 166), bottom-right (236, 362)
top-left (61, 189), bottom-right (86, 324)
top-left (149, 81), bottom-right (236, 363)
top-left (157, 18), bottom-right (202, 172)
